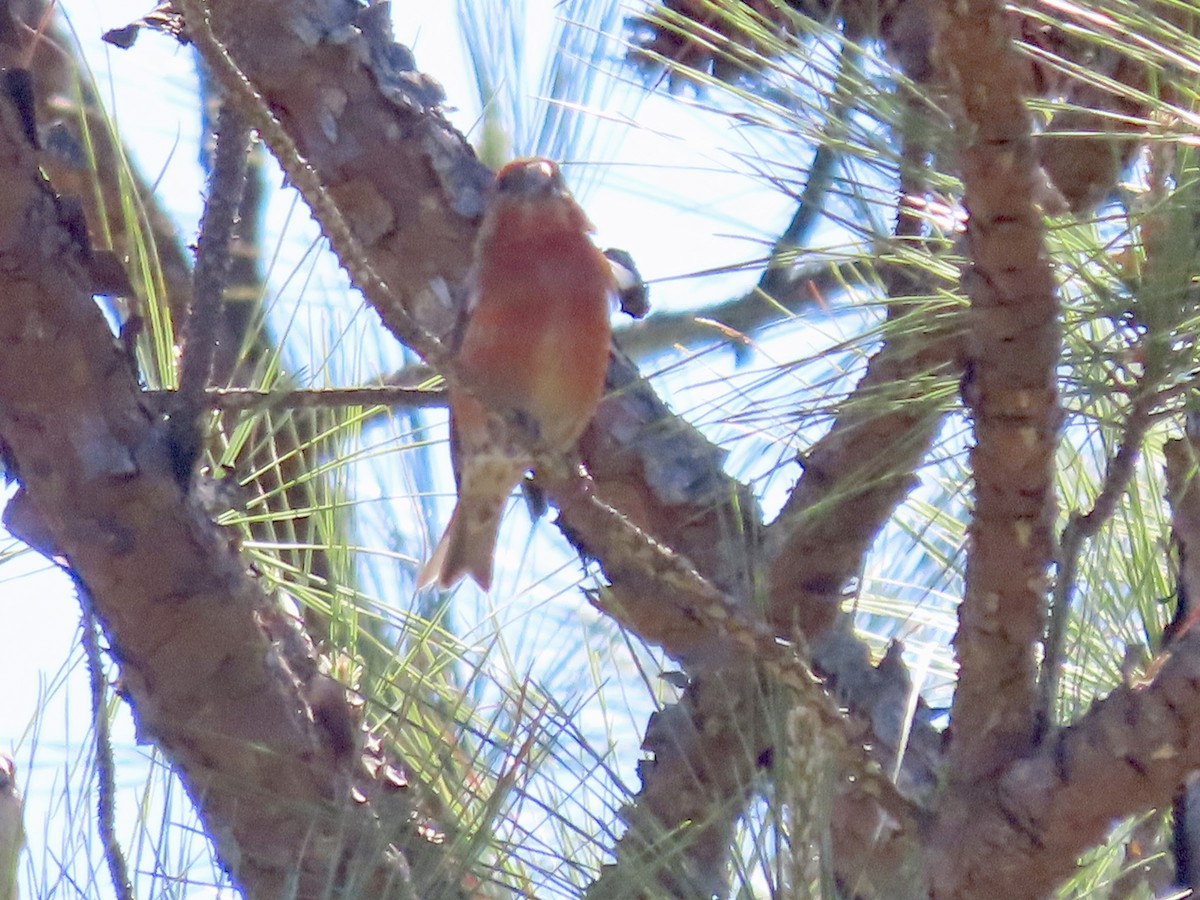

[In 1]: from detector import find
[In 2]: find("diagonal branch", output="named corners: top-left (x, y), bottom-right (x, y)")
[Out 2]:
top-left (765, 85), bottom-right (958, 641)
top-left (764, 300), bottom-right (961, 636)
top-left (0, 83), bottom-right (452, 897)
top-left (1040, 380), bottom-right (1158, 727)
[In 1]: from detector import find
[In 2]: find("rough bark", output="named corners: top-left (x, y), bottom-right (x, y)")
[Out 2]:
top-left (909, 433), bottom-right (1200, 899)
top-left (0, 82), bottom-right (453, 896)
top-left (200, 0), bottom-right (488, 345)
top-left (923, 0), bottom-right (1063, 894)
top-left (925, 626), bottom-right (1200, 897)
top-left (934, 0), bottom-right (1060, 785)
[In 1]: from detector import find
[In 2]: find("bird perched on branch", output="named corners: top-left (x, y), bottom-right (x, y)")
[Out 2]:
top-left (418, 158), bottom-right (615, 591)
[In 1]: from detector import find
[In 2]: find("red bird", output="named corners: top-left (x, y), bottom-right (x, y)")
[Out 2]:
top-left (418, 158), bottom-right (615, 591)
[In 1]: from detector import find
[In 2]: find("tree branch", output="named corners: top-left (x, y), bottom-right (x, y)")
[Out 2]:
top-left (615, 259), bottom-right (853, 360)
top-left (1040, 381), bottom-right (1158, 728)
top-left (168, 100), bottom-right (252, 485)
top-left (933, 0), bottom-right (1062, 788)
top-left (77, 575), bottom-right (134, 900)
top-left (923, 430), bottom-right (1200, 897)
top-left (0, 78), bottom-right (448, 898)
top-left (144, 384), bottom-right (443, 412)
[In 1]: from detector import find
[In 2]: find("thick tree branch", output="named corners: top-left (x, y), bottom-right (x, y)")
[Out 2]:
top-left (190, 0), bottom-right (487, 354)
top-left (0, 82), bottom-right (448, 899)
top-left (925, 624), bottom-right (1200, 898)
top-left (934, 0), bottom-right (1061, 788)
top-left (765, 88), bottom-right (957, 643)
top-left (924, 434), bottom-right (1200, 897)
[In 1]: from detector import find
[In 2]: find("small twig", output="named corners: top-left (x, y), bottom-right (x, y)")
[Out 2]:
top-left (1039, 384), bottom-right (1157, 729)
top-left (757, 45), bottom-right (863, 302)
top-left (757, 142), bottom-right (841, 300)
top-left (168, 100), bottom-right (252, 485)
top-left (144, 384), bottom-right (443, 413)
top-left (1040, 147), bottom-right (1180, 723)
top-left (75, 574), bottom-right (135, 900)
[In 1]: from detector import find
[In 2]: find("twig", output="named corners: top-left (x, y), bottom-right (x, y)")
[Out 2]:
top-left (75, 573), bottom-right (135, 900)
top-left (1039, 385), bottom-right (1157, 729)
top-left (617, 260), bottom-right (855, 360)
top-left (757, 145), bottom-right (841, 300)
top-left (144, 384), bottom-right (443, 412)
top-left (168, 100), bottom-right (252, 485)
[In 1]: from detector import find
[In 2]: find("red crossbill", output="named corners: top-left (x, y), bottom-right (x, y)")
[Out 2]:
top-left (418, 158), bottom-right (614, 591)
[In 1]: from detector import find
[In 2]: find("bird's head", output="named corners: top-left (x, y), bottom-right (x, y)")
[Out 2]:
top-left (482, 157), bottom-right (592, 238)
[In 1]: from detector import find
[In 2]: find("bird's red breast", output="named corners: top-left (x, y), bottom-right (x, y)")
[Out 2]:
top-left (418, 158), bottom-right (615, 591)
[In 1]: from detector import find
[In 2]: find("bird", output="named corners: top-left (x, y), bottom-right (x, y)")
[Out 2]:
top-left (418, 158), bottom-right (615, 591)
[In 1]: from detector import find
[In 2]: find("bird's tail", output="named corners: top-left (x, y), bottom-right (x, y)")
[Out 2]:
top-left (417, 481), bottom-right (512, 592)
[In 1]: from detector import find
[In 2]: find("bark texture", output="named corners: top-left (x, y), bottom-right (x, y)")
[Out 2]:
top-left (936, 0), bottom-right (1060, 783)
top-left (0, 84), bottom-right (439, 896)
